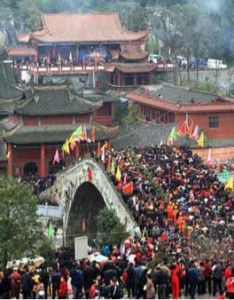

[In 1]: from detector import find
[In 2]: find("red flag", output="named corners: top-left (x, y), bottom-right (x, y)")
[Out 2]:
top-left (188, 120), bottom-right (194, 138)
top-left (122, 182), bottom-right (133, 195)
top-left (87, 167), bottom-right (93, 181)
top-left (91, 126), bottom-right (96, 143)
top-left (177, 120), bottom-right (187, 136)
top-left (82, 218), bottom-right (86, 232)
top-left (53, 149), bottom-right (60, 165)
top-left (97, 141), bottom-right (101, 157)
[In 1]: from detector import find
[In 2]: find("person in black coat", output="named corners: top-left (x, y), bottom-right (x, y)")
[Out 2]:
top-left (22, 267), bottom-right (33, 299)
top-left (39, 266), bottom-right (50, 299)
top-left (1, 271), bottom-right (11, 299)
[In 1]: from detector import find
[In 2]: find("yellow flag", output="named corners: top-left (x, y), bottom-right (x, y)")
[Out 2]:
top-left (225, 176), bottom-right (233, 190)
top-left (62, 139), bottom-right (70, 154)
top-left (101, 141), bottom-right (108, 152)
top-left (68, 134), bottom-right (76, 147)
top-left (116, 165), bottom-right (121, 182)
top-left (197, 131), bottom-right (204, 147)
top-left (167, 136), bottom-right (172, 146)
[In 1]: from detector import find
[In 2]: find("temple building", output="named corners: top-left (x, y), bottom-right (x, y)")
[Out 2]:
top-left (8, 13), bottom-right (173, 87)
top-left (0, 62), bottom-right (118, 177)
top-left (126, 85), bottom-right (234, 147)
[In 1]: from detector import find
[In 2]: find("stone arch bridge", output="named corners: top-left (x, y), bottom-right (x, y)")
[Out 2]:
top-left (40, 158), bottom-right (139, 244)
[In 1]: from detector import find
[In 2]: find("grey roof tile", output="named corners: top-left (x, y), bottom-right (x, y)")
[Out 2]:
top-left (149, 85), bottom-right (217, 104)
top-left (112, 123), bottom-right (175, 150)
top-left (4, 124), bottom-right (117, 144)
top-left (15, 87), bottom-right (101, 116)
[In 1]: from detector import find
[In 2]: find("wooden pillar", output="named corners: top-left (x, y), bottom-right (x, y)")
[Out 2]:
top-left (7, 143), bottom-right (13, 177)
top-left (52, 44), bottom-right (56, 59)
top-left (111, 102), bottom-right (115, 119)
top-left (149, 72), bottom-right (152, 85)
top-left (40, 143), bottom-right (46, 177)
top-left (134, 73), bottom-right (137, 86)
top-left (117, 71), bottom-right (121, 86)
top-left (76, 44), bottom-right (79, 64)
top-left (75, 143), bottom-right (80, 159)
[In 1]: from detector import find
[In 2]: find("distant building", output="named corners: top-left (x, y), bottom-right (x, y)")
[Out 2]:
top-left (126, 85), bottom-right (234, 147)
top-left (7, 13), bottom-right (173, 87)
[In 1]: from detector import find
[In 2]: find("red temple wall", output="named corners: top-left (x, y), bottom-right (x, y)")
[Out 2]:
top-left (175, 112), bottom-right (234, 139)
top-left (41, 115), bottom-right (73, 125)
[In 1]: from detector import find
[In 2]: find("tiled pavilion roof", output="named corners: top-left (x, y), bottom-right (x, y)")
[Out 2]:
top-left (4, 124), bottom-right (118, 144)
top-left (32, 13), bottom-right (147, 43)
top-left (8, 47), bottom-right (37, 57)
top-left (15, 86), bottom-right (102, 116)
top-left (126, 86), bottom-right (234, 113)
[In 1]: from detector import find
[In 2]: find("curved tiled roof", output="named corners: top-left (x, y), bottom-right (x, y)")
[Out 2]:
top-left (15, 86), bottom-right (101, 116)
top-left (181, 102), bottom-right (234, 113)
top-left (8, 47), bottom-right (37, 57)
top-left (151, 86), bottom-right (218, 104)
top-left (126, 93), bottom-right (177, 111)
top-left (120, 44), bottom-right (148, 61)
top-left (115, 63), bottom-right (157, 74)
top-left (4, 124), bottom-right (117, 144)
top-left (126, 87), bottom-right (234, 113)
top-left (16, 33), bottom-right (31, 43)
top-left (32, 13), bottom-right (147, 43)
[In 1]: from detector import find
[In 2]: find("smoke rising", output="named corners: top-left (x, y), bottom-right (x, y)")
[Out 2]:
top-left (195, 0), bottom-right (225, 14)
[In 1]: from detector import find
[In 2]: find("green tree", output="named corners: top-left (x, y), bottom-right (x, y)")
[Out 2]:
top-left (146, 35), bottom-right (160, 54)
top-left (35, 0), bottom-right (71, 12)
top-left (120, 4), bottom-right (148, 31)
top-left (123, 103), bottom-right (141, 125)
top-left (18, 0), bottom-right (41, 31)
top-left (0, 176), bottom-right (41, 268)
top-left (113, 100), bottom-right (128, 125)
top-left (96, 208), bottom-right (127, 246)
top-left (36, 238), bottom-right (54, 267)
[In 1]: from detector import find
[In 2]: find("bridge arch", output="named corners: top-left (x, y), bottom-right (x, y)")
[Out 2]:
top-left (66, 181), bottom-right (105, 245)
top-left (40, 159), bottom-right (140, 244)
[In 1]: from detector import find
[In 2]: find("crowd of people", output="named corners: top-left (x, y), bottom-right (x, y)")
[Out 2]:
top-left (18, 173), bottom-right (58, 205)
top-left (0, 247), bottom-right (234, 299)
top-left (1, 145), bottom-right (233, 299)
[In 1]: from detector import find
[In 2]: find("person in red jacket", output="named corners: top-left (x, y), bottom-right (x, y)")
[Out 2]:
top-left (204, 259), bottom-right (212, 294)
top-left (58, 275), bottom-right (68, 299)
top-left (171, 264), bottom-right (180, 299)
top-left (224, 265), bottom-right (232, 281)
top-left (226, 275), bottom-right (234, 299)
top-left (89, 280), bottom-right (99, 299)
